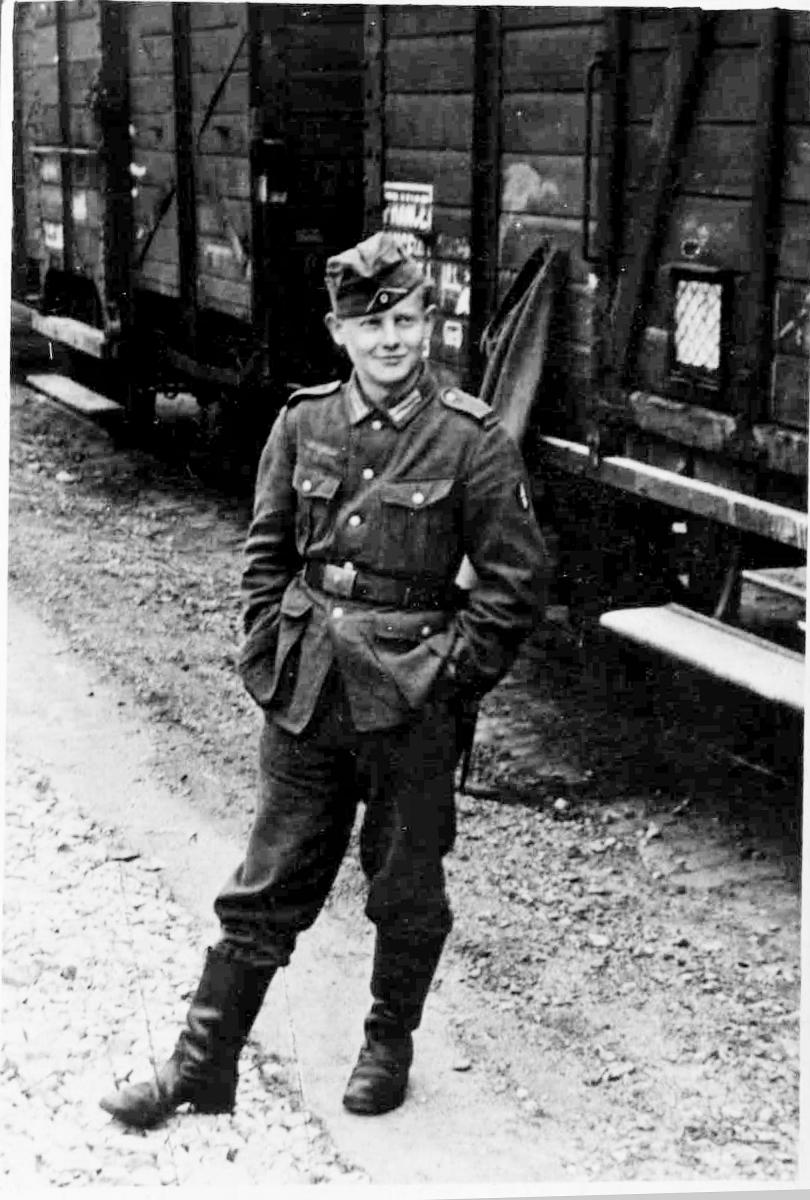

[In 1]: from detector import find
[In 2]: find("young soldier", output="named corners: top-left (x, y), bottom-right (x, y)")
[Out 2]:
top-left (100, 231), bottom-right (547, 1127)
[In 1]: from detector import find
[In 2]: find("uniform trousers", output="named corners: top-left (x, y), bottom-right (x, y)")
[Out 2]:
top-left (213, 668), bottom-right (460, 1030)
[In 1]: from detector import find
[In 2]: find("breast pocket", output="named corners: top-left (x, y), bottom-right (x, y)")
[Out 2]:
top-left (293, 462), bottom-right (341, 549)
top-left (378, 478), bottom-right (457, 569)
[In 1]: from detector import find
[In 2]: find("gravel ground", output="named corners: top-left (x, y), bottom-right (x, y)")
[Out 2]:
top-left (1, 757), bottom-right (366, 1188)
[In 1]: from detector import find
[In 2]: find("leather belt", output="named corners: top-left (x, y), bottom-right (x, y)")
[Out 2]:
top-left (303, 560), bottom-right (457, 610)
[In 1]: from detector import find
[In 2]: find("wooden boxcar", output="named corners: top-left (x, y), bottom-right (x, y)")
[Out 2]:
top-left (11, 4), bottom-right (809, 680)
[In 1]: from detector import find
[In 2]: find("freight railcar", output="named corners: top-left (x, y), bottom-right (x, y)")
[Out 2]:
top-left (11, 5), bottom-right (808, 697)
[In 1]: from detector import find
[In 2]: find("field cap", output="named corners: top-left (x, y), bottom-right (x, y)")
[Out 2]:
top-left (325, 231), bottom-right (424, 318)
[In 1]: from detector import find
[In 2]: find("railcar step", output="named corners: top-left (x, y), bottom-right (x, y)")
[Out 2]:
top-left (599, 603), bottom-right (805, 712)
top-left (741, 565), bottom-right (806, 601)
top-left (26, 372), bottom-right (122, 416)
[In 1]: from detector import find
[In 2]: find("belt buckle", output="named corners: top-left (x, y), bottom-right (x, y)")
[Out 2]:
top-left (323, 561), bottom-right (357, 599)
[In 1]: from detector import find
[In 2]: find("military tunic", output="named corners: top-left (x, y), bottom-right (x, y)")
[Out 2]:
top-left (213, 366), bottom-right (547, 1007)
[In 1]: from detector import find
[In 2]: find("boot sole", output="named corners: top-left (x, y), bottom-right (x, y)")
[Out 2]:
top-left (342, 1085), bottom-right (407, 1116)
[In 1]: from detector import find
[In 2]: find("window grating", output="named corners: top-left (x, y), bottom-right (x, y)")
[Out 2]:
top-left (673, 279), bottom-right (722, 373)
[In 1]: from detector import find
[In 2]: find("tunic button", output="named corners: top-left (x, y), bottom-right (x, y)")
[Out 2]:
top-left (332, 606), bottom-right (344, 619)
top-left (445, 390), bottom-right (456, 402)
top-left (412, 491), bottom-right (425, 506)
top-left (371, 419), bottom-right (383, 431)
top-left (302, 479), bottom-right (313, 493)
top-left (420, 625), bottom-right (432, 638)
top-left (362, 467), bottom-right (375, 481)
top-left (348, 514), bottom-right (362, 528)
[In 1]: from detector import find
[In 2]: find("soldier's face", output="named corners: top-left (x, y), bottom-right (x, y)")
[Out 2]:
top-left (326, 289), bottom-right (434, 399)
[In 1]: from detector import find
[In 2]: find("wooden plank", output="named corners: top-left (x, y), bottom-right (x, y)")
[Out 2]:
top-left (626, 388), bottom-right (809, 476)
top-left (779, 201), bottom-right (810, 280)
top-left (286, 73), bottom-right (362, 115)
top-left (196, 114), bottom-right (249, 157)
top-left (501, 93), bottom-right (589, 156)
top-left (385, 34), bottom-right (474, 93)
top-left (626, 123), bottom-right (754, 199)
top-left (385, 94), bottom-right (472, 152)
top-left (785, 126), bottom-right (810, 203)
top-left (130, 32), bottom-right (174, 78)
top-left (65, 15), bottom-right (100, 62)
top-left (502, 8), bottom-right (603, 31)
top-left (501, 153), bottom-right (590, 220)
top-left (191, 71), bottom-right (249, 119)
top-left (386, 149), bottom-right (471, 208)
top-left (620, 195), bottom-right (752, 274)
top-left (284, 20), bottom-right (364, 71)
top-left (29, 315), bottom-right (107, 359)
top-left (195, 155), bottom-right (251, 202)
top-left (599, 603), bottom-right (805, 711)
top-left (127, 2), bottom-right (172, 38)
top-left (771, 355), bottom-right (810, 429)
top-left (189, 3), bottom-right (243, 32)
top-left (26, 370), bottom-right (121, 413)
top-left (190, 28), bottom-right (248, 75)
top-left (630, 12), bottom-right (762, 51)
top-left (129, 76), bottom-right (174, 117)
top-left (197, 274), bottom-right (251, 320)
top-left (742, 566), bottom-right (806, 601)
top-left (133, 259), bottom-right (179, 297)
top-left (501, 24), bottom-right (604, 93)
top-left (385, 7), bottom-right (475, 37)
top-left (786, 44), bottom-right (810, 122)
top-left (539, 434), bottom-right (808, 548)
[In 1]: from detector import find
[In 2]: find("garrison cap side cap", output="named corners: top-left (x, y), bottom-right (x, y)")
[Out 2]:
top-left (325, 230), bottom-right (425, 318)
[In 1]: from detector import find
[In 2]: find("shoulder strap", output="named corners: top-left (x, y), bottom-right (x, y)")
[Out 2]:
top-left (440, 386), bottom-right (494, 424)
top-left (287, 380), bottom-right (342, 407)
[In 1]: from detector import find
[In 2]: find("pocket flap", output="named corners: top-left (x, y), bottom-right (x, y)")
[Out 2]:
top-left (379, 478), bottom-right (455, 509)
top-left (293, 462), bottom-right (341, 500)
top-left (375, 613), bottom-right (448, 642)
top-left (280, 586), bottom-right (314, 618)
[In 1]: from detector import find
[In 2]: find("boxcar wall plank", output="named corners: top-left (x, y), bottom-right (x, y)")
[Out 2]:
top-left (501, 153), bottom-right (592, 221)
top-left (787, 44), bottom-right (810, 122)
top-left (385, 35), bottom-right (474, 93)
top-left (286, 73), bottom-right (363, 115)
top-left (33, 24), bottom-right (57, 66)
top-left (630, 12), bottom-right (764, 51)
top-left (627, 49), bottom-right (760, 123)
top-left (285, 21), bottom-right (364, 72)
top-left (135, 260), bottom-right (179, 299)
top-left (133, 222), bottom-right (178, 269)
top-left (385, 8), bottom-right (475, 38)
top-left (197, 275), bottom-right (251, 320)
top-left (134, 149), bottom-right (176, 192)
top-left (498, 212), bottom-right (592, 282)
top-left (189, 3), bottom-right (243, 32)
top-left (385, 94), bottom-right (473, 152)
top-left (785, 126), bottom-right (810, 202)
top-left (775, 282), bottom-right (810, 358)
top-left (772, 355), bottom-right (810, 429)
top-left (626, 123), bottom-right (755, 198)
top-left (197, 114), bottom-right (250, 158)
top-left (130, 33), bottom-right (174, 79)
top-left (190, 28), bottom-right (248, 75)
top-left (130, 111), bottom-right (176, 154)
top-left (191, 71), bottom-right (249, 119)
top-left (779, 201), bottom-right (810, 280)
top-left (65, 15), bottom-right (100, 63)
top-left (385, 149), bottom-right (471, 208)
top-left (128, 2), bottom-right (172, 38)
top-left (502, 94), bottom-right (591, 156)
top-left (620, 195), bottom-right (753, 275)
top-left (501, 24), bottom-right (605, 94)
top-left (196, 156), bottom-right (251, 202)
top-left (501, 8), bottom-right (603, 31)
top-left (130, 77), bottom-right (175, 119)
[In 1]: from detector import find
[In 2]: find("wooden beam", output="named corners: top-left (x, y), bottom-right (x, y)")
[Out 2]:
top-left (171, 2), bottom-right (198, 346)
top-left (628, 390), bottom-right (809, 478)
top-left (54, 1), bottom-right (74, 274)
top-left (608, 12), bottom-right (715, 390)
top-left (600, 603), bottom-right (805, 712)
top-left (363, 7), bottom-right (385, 236)
top-left (539, 434), bottom-right (807, 549)
top-left (732, 11), bottom-right (789, 425)
top-left (468, 5), bottom-right (502, 390)
top-left (98, 1), bottom-right (134, 335)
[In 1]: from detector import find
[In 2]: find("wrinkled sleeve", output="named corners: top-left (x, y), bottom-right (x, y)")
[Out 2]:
top-left (447, 420), bottom-right (548, 696)
top-left (241, 406), bottom-right (299, 634)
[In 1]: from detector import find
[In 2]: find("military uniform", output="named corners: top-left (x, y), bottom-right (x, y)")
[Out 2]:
top-left (99, 232), bottom-right (547, 1128)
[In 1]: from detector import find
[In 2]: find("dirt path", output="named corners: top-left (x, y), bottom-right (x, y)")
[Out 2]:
top-left (5, 371), bottom-right (804, 1184)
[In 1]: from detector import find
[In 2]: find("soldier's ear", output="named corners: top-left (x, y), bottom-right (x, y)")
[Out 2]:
top-left (324, 311), bottom-right (344, 348)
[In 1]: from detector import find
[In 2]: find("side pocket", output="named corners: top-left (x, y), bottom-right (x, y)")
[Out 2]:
top-left (239, 588), bottom-right (313, 708)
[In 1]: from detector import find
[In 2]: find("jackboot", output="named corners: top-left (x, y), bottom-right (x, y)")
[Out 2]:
top-left (343, 928), bottom-right (447, 1116)
top-left (99, 946), bottom-right (274, 1129)
top-left (342, 1001), bottom-right (414, 1116)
